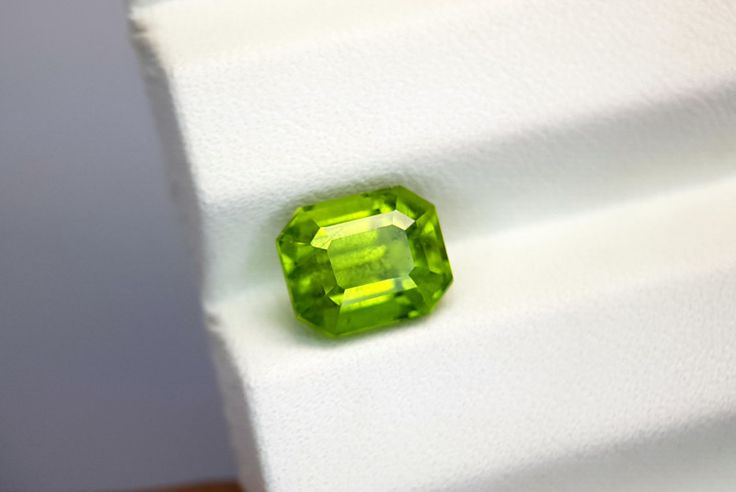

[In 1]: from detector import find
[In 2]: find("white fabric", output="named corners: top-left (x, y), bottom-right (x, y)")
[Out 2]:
top-left (129, 0), bottom-right (736, 490)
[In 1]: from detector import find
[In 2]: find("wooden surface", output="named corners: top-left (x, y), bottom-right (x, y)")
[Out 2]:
top-left (142, 482), bottom-right (241, 492)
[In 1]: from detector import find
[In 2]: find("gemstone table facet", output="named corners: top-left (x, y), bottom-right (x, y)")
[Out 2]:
top-left (276, 186), bottom-right (453, 337)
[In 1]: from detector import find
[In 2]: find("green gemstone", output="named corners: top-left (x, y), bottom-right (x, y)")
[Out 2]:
top-left (276, 186), bottom-right (453, 337)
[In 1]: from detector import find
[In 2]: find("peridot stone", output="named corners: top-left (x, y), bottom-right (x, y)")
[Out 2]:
top-left (276, 186), bottom-right (453, 337)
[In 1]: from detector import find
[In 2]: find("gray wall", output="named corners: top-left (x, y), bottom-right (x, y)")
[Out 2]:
top-left (0, 1), bottom-right (235, 490)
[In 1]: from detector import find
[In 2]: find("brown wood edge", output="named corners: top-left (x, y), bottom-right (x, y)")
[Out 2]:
top-left (135, 481), bottom-right (242, 492)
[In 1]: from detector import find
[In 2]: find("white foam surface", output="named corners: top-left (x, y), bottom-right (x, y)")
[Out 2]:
top-left (209, 178), bottom-right (736, 491)
top-left (129, 0), bottom-right (736, 489)
top-left (130, 0), bottom-right (736, 300)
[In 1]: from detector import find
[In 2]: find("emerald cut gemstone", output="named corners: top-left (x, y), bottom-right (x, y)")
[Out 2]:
top-left (276, 186), bottom-right (453, 337)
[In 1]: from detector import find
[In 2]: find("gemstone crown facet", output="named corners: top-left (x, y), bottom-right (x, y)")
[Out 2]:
top-left (276, 186), bottom-right (453, 337)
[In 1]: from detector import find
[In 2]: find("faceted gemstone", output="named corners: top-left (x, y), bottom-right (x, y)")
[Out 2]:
top-left (276, 186), bottom-right (453, 337)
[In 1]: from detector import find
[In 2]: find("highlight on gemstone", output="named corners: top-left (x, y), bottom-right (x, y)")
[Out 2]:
top-left (276, 185), bottom-right (453, 337)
